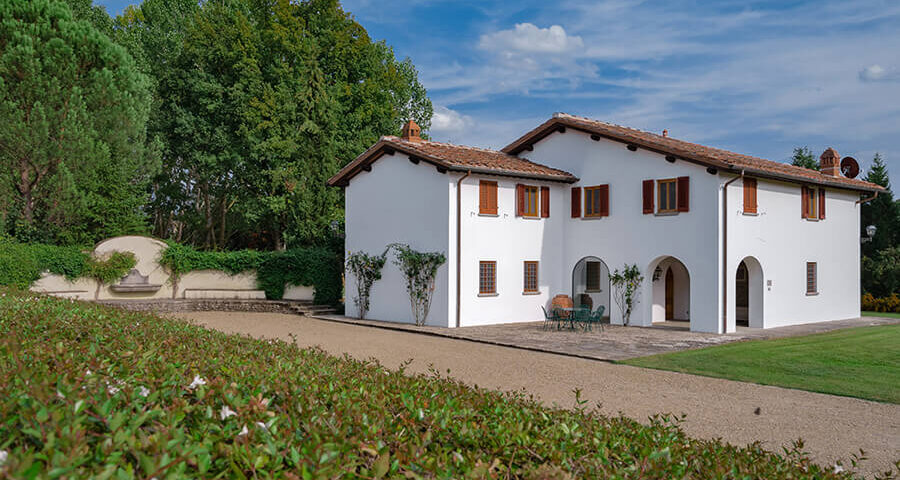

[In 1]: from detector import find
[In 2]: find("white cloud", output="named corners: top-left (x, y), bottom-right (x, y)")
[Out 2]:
top-left (859, 64), bottom-right (898, 82)
top-left (430, 106), bottom-right (474, 137)
top-left (479, 23), bottom-right (584, 56)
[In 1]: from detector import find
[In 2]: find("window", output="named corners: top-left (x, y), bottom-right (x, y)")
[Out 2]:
top-left (522, 185), bottom-right (539, 217)
top-left (479, 261), bottom-right (497, 295)
top-left (523, 261), bottom-right (539, 293)
top-left (583, 185), bottom-right (610, 217)
top-left (657, 179), bottom-right (677, 213)
top-left (479, 180), bottom-right (498, 215)
top-left (743, 178), bottom-right (758, 214)
top-left (802, 186), bottom-right (825, 220)
top-left (806, 262), bottom-right (817, 295)
top-left (585, 261), bottom-right (603, 292)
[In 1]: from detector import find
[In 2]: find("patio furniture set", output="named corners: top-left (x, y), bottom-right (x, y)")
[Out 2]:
top-left (541, 294), bottom-right (609, 332)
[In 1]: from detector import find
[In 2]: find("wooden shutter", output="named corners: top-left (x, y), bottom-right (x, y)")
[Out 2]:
top-left (818, 189), bottom-right (826, 219)
top-left (516, 184), bottom-right (525, 217)
top-left (642, 180), bottom-right (654, 214)
top-left (571, 187), bottom-right (581, 218)
top-left (801, 186), bottom-right (809, 218)
top-left (479, 181), bottom-right (497, 215)
top-left (743, 178), bottom-right (757, 214)
top-left (676, 176), bottom-right (690, 212)
top-left (540, 186), bottom-right (550, 218)
top-left (599, 184), bottom-right (610, 217)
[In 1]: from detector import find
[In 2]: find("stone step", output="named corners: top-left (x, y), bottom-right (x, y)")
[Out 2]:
top-left (289, 304), bottom-right (337, 315)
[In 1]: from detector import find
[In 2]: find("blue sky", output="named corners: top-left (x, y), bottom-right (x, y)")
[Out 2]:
top-left (97, 0), bottom-right (900, 187)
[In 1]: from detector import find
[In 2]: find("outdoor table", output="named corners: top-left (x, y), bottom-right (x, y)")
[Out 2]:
top-left (558, 307), bottom-right (588, 330)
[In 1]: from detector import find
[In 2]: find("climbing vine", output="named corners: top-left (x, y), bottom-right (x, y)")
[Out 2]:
top-left (85, 251), bottom-right (137, 299)
top-left (388, 243), bottom-right (446, 326)
top-left (346, 249), bottom-right (388, 319)
top-left (610, 264), bottom-right (644, 326)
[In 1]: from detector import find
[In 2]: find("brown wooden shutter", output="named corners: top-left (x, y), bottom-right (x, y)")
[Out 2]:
top-left (599, 184), bottom-right (610, 216)
top-left (642, 180), bottom-right (654, 214)
top-left (571, 187), bottom-right (581, 218)
top-left (516, 184), bottom-right (525, 217)
top-left (676, 176), bottom-right (690, 212)
top-left (540, 186), bottom-right (550, 218)
top-left (479, 181), bottom-right (498, 215)
top-left (743, 178), bottom-right (757, 214)
top-left (818, 188), bottom-right (825, 219)
top-left (801, 186), bottom-right (809, 218)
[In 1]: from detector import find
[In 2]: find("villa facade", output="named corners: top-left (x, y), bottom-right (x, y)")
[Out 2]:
top-left (328, 114), bottom-right (883, 333)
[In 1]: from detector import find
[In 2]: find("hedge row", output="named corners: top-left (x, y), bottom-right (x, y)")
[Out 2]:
top-left (0, 290), bottom-right (861, 479)
top-left (862, 293), bottom-right (900, 313)
top-left (157, 242), bottom-right (342, 304)
top-left (0, 241), bottom-right (135, 288)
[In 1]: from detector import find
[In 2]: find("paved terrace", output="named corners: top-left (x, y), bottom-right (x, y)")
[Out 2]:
top-left (311, 314), bottom-right (900, 361)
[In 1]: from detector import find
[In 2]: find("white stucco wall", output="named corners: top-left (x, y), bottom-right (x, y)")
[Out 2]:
top-left (522, 130), bottom-right (722, 332)
top-left (455, 175), bottom-right (566, 326)
top-left (726, 177), bottom-right (861, 330)
top-left (344, 152), bottom-right (452, 326)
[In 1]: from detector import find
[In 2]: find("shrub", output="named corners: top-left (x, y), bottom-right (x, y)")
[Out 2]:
top-left (159, 243), bottom-right (342, 304)
top-left (862, 293), bottom-right (900, 313)
top-left (388, 243), bottom-right (446, 326)
top-left (0, 290), bottom-right (869, 479)
top-left (346, 249), bottom-right (388, 319)
top-left (0, 241), bottom-right (90, 287)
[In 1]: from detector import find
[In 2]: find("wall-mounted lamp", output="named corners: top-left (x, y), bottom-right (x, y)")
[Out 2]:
top-left (652, 266), bottom-right (662, 281)
top-left (861, 224), bottom-right (877, 243)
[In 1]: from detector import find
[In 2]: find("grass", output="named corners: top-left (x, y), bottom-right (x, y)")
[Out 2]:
top-left (623, 324), bottom-right (900, 404)
top-left (0, 289), bottom-right (869, 479)
top-left (863, 310), bottom-right (900, 319)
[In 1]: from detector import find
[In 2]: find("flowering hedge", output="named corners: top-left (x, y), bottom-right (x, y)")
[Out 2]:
top-left (0, 290), bottom-right (864, 478)
top-left (862, 293), bottom-right (900, 313)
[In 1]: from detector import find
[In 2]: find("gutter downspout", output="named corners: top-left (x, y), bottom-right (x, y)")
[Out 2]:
top-left (721, 170), bottom-right (744, 334)
top-left (456, 170), bottom-right (471, 328)
top-left (856, 191), bottom-right (878, 204)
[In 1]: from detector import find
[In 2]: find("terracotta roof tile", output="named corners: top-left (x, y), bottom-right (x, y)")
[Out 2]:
top-left (328, 136), bottom-right (577, 186)
top-left (503, 113), bottom-right (883, 192)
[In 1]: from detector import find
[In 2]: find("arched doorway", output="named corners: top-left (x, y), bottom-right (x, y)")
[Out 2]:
top-left (572, 257), bottom-right (610, 316)
top-left (650, 256), bottom-right (690, 325)
top-left (736, 257), bottom-right (764, 328)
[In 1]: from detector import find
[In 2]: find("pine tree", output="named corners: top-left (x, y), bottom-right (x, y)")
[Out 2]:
top-left (791, 147), bottom-right (819, 170)
top-left (861, 153), bottom-right (900, 290)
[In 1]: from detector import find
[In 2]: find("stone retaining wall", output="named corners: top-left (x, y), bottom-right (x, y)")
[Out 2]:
top-left (98, 299), bottom-right (307, 315)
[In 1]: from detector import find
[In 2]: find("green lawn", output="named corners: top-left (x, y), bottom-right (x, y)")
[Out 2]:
top-left (623, 325), bottom-right (900, 404)
top-left (863, 310), bottom-right (900, 319)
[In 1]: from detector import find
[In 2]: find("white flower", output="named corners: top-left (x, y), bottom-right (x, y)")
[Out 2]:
top-left (187, 375), bottom-right (206, 389)
top-left (56, 390), bottom-right (65, 399)
top-left (0, 450), bottom-right (7, 466)
top-left (107, 385), bottom-right (120, 395)
top-left (220, 405), bottom-right (237, 420)
top-left (238, 425), bottom-right (249, 436)
top-left (255, 421), bottom-right (268, 432)
top-left (833, 464), bottom-right (844, 473)
top-left (138, 386), bottom-right (150, 398)
top-left (85, 369), bottom-right (92, 376)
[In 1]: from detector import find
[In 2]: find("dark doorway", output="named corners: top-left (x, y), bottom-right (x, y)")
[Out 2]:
top-left (736, 261), bottom-right (749, 326)
top-left (665, 267), bottom-right (674, 320)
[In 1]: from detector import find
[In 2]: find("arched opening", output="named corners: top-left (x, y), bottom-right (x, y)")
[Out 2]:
top-left (650, 256), bottom-right (690, 325)
top-left (572, 257), bottom-right (610, 317)
top-left (737, 257), bottom-right (764, 328)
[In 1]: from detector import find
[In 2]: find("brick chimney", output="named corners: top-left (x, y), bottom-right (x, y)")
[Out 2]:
top-left (820, 148), bottom-right (841, 176)
top-left (662, 129), bottom-right (668, 137)
top-left (400, 120), bottom-right (422, 142)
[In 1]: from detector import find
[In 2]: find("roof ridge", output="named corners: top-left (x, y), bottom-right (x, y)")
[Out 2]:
top-left (389, 136), bottom-right (513, 156)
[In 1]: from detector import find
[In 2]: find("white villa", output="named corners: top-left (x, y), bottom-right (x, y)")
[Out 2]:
top-left (328, 113), bottom-right (883, 333)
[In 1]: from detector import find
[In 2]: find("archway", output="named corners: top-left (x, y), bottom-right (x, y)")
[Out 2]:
top-left (572, 257), bottom-right (610, 316)
top-left (737, 257), bottom-right (764, 328)
top-left (649, 256), bottom-right (690, 325)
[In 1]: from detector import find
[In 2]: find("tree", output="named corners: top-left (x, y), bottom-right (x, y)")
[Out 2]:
top-left (609, 264), bottom-right (644, 326)
top-left (861, 153), bottom-right (899, 258)
top-left (0, 0), bottom-right (156, 244)
top-left (791, 146), bottom-right (819, 171)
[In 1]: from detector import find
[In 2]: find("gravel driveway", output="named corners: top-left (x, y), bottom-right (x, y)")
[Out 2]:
top-left (175, 311), bottom-right (900, 477)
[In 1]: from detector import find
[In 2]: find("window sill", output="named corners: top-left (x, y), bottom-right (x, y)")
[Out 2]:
top-left (654, 211), bottom-right (679, 217)
top-left (478, 292), bottom-right (499, 297)
top-left (581, 215), bottom-right (607, 220)
top-left (478, 213), bottom-right (499, 217)
top-left (520, 215), bottom-right (542, 220)
top-left (806, 292), bottom-right (819, 296)
top-left (522, 291), bottom-right (541, 296)
top-left (742, 211), bottom-right (759, 216)
top-left (584, 289), bottom-right (603, 293)
top-left (804, 217), bottom-right (820, 222)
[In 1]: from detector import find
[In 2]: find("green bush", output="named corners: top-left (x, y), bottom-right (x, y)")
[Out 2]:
top-left (159, 243), bottom-right (342, 304)
top-left (862, 293), bottom-right (900, 313)
top-left (0, 241), bottom-right (90, 287)
top-left (0, 290), bottom-right (868, 479)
